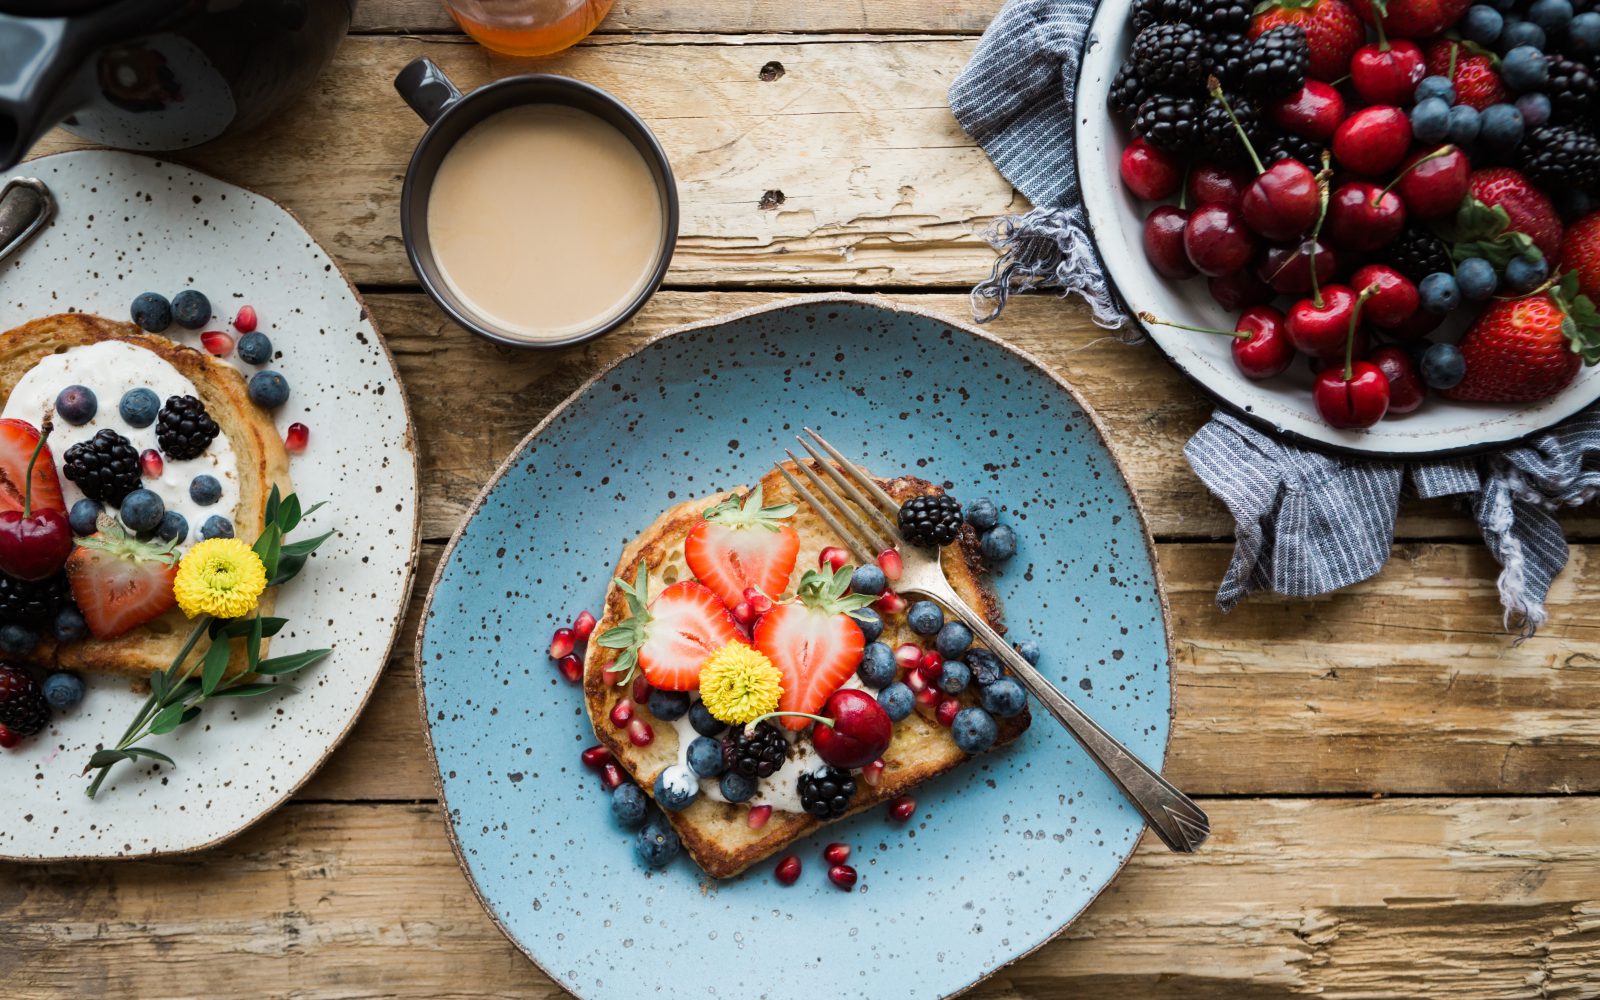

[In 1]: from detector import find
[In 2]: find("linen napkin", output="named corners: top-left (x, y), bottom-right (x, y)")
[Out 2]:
top-left (948, 0), bottom-right (1600, 634)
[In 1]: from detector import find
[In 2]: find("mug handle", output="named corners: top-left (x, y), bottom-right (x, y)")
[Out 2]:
top-left (395, 58), bottom-right (463, 126)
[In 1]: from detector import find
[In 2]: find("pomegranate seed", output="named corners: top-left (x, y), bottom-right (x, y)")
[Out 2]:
top-left (917, 663), bottom-right (943, 686)
top-left (603, 664), bottom-right (626, 684)
top-left (549, 628), bottom-right (575, 659)
top-left (775, 855), bottom-right (802, 885)
top-left (905, 669), bottom-right (928, 694)
top-left (558, 655), bottom-right (582, 684)
top-left (233, 305), bottom-right (258, 333)
top-left (571, 610), bottom-right (597, 640)
top-left (731, 601), bottom-right (755, 625)
top-left (284, 422), bottom-right (309, 454)
top-left (743, 587), bottom-right (773, 615)
top-left (0, 722), bottom-right (17, 748)
top-left (877, 548), bottom-right (903, 581)
top-left (818, 546), bottom-right (850, 572)
top-left (823, 842), bottom-right (851, 865)
top-left (609, 698), bottom-right (634, 726)
top-left (200, 330), bottom-right (234, 356)
top-left (600, 763), bottom-right (625, 790)
top-left (919, 650), bottom-right (944, 673)
top-left (139, 449), bottom-right (163, 479)
top-left (862, 759), bottom-right (885, 787)
top-left (626, 718), bottom-right (654, 747)
top-left (631, 674), bottom-right (652, 704)
top-left (936, 697), bottom-right (961, 726)
top-left (888, 795), bottom-right (916, 823)
top-left (874, 590), bottom-right (907, 615)
top-left (894, 643), bottom-right (923, 671)
top-left (916, 685), bottom-right (940, 707)
top-left (827, 864), bottom-right (858, 891)
top-left (748, 804), bottom-right (773, 829)
top-left (580, 745), bottom-right (613, 770)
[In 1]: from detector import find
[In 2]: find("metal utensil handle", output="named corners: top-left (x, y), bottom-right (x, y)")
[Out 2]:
top-left (921, 577), bottom-right (1210, 853)
top-left (0, 178), bottom-right (52, 266)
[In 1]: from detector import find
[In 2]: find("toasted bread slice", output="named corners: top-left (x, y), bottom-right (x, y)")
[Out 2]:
top-left (583, 461), bottom-right (1030, 879)
top-left (0, 313), bottom-right (291, 677)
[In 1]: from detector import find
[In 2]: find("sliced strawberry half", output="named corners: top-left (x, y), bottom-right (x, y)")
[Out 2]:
top-left (684, 486), bottom-right (800, 609)
top-left (754, 566), bottom-right (873, 731)
top-left (596, 562), bottom-right (742, 691)
top-left (65, 521), bottom-right (179, 640)
top-left (0, 419), bottom-right (65, 514)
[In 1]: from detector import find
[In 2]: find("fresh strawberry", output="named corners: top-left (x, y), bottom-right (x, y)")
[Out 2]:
top-left (0, 419), bottom-right (65, 514)
top-left (65, 520), bottom-right (178, 640)
top-left (1425, 39), bottom-right (1504, 110)
top-left (1351, 0), bottom-right (1471, 39)
top-left (1250, 0), bottom-right (1365, 81)
top-left (596, 562), bottom-right (741, 691)
top-left (1446, 275), bottom-right (1600, 402)
top-left (683, 486), bottom-right (799, 609)
top-left (1561, 212), bottom-right (1600, 302)
top-left (1469, 168), bottom-right (1564, 262)
top-left (753, 567), bottom-right (873, 731)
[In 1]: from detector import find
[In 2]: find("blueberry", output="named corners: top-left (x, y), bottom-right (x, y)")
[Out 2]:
top-left (1569, 11), bottom-right (1600, 53)
top-left (247, 370), bottom-right (290, 409)
top-left (907, 600), bottom-right (944, 635)
top-left (0, 624), bottom-right (36, 656)
top-left (189, 474), bottom-right (223, 506)
top-left (876, 681), bottom-right (914, 722)
top-left (52, 606), bottom-right (88, 644)
top-left (1456, 257), bottom-right (1499, 302)
top-left (54, 385), bottom-right (97, 425)
top-left (967, 647), bottom-right (1004, 686)
top-left (688, 699), bottom-right (726, 738)
top-left (1479, 103), bottom-right (1525, 149)
top-left (1464, 5), bottom-right (1505, 42)
top-left (1504, 253), bottom-right (1549, 292)
top-left (850, 607), bottom-right (883, 644)
top-left (635, 816), bottom-right (681, 867)
top-left (951, 707), bottom-right (998, 754)
top-left (119, 488), bottom-right (165, 533)
top-left (1500, 19), bottom-right (1546, 50)
top-left (938, 659), bottom-right (971, 694)
top-left (980, 524), bottom-right (1017, 562)
top-left (1516, 92), bottom-right (1553, 126)
top-left (41, 671), bottom-right (84, 710)
top-left (200, 515), bottom-right (234, 540)
top-left (131, 292), bottom-right (172, 332)
top-left (155, 511), bottom-right (189, 545)
top-left (1528, 0), bottom-right (1573, 32)
top-left (118, 387), bottom-right (160, 428)
top-left (934, 621), bottom-right (973, 659)
top-left (980, 677), bottom-right (1028, 718)
top-left (687, 736), bottom-right (727, 778)
top-left (611, 783), bottom-right (648, 829)
top-left (1553, 188), bottom-right (1595, 220)
top-left (171, 289), bottom-right (211, 329)
top-left (69, 498), bottom-right (102, 536)
top-left (849, 563), bottom-right (887, 596)
top-left (1415, 75), bottom-right (1456, 105)
top-left (1419, 272), bottom-right (1461, 314)
top-left (1421, 342), bottom-right (1467, 390)
top-left (963, 497), bottom-right (1000, 531)
top-left (718, 770), bottom-right (757, 803)
top-left (1014, 640), bottom-right (1042, 666)
top-left (653, 763), bottom-right (699, 811)
top-left (1446, 103), bottom-right (1482, 144)
top-left (647, 687), bottom-right (690, 722)
top-left (1409, 97), bottom-right (1452, 143)
top-left (1501, 46), bottom-right (1549, 92)
top-left (236, 331), bottom-right (273, 366)
top-left (857, 641), bottom-right (896, 688)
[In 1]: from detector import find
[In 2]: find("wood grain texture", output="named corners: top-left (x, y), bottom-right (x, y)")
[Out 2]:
top-left (352, 0), bottom-right (1006, 34)
top-left (5, 798), bottom-right (1598, 999)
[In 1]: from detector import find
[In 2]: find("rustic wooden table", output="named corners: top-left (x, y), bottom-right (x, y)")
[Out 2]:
top-left (8, 2), bottom-right (1600, 996)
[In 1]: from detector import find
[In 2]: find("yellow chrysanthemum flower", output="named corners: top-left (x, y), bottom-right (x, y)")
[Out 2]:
top-left (173, 538), bottom-right (268, 619)
top-left (697, 642), bottom-right (783, 724)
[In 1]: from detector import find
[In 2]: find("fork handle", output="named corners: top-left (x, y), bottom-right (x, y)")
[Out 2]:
top-left (923, 581), bottom-right (1210, 853)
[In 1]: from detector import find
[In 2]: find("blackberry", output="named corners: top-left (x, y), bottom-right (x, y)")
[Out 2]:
top-left (1243, 25), bottom-right (1309, 98)
top-left (1266, 129), bottom-right (1327, 170)
top-left (722, 721), bottom-right (788, 779)
top-left (63, 429), bottom-right (140, 505)
top-left (1133, 23), bottom-right (1209, 93)
top-left (1382, 225), bottom-right (1454, 283)
top-left (1135, 94), bottom-right (1202, 154)
top-left (156, 395), bottom-right (220, 461)
top-left (897, 493), bottom-right (964, 548)
top-left (1521, 125), bottom-right (1600, 190)
top-left (1547, 56), bottom-right (1598, 125)
top-left (0, 664), bottom-right (49, 737)
top-left (0, 574), bottom-right (69, 627)
top-left (1131, 0), bottom-right (1200, 34)
top-left (1198, 0), bottom-right (1252, 35)
top-left (797, 765), bottom-right (857, 820)
top-left (1108, 60), bottom-right (1148, 119)
top-left (1210, 33), bottom-right (1252, 88)
top-left (1198, 90), bottom-right (1268, 165)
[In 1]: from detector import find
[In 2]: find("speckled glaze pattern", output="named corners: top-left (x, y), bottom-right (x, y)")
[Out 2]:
top-left (417, 296), bottom-right (1173, 1000)
top-left (0, 151), bottom-right (419, 861)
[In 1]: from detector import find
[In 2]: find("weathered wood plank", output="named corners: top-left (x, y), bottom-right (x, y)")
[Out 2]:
top-left (5, 798), bottom-right (1598, 999)
top-left (31, 35), bottom-right (1018, 289)
top-left (353, 0), bottom-right (1006, 34)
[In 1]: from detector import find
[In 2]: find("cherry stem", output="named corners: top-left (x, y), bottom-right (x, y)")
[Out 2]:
top-left (1179, 162), bottom-right (1191, 211)
top-left (21, 414), bottom-right (50, 519)
top-left (1138, 311), bottom-right (1247, 339)
top-left (1309, 155), bottom-right (1333, 308)
top-left (1344, 283), bottom-right (1380, 381)
top-left (1371, 0), bottom-right (1393, 50)
top-left (1208, 77), bottom-right (1265, 175)
top-left (749, 710), bottom-right (835, 730)
top-left (1377, 145), bottom-right (1456, 202)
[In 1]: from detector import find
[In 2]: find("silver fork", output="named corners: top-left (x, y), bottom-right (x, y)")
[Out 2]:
top-left (775, 429), bottom-right (1209, 854)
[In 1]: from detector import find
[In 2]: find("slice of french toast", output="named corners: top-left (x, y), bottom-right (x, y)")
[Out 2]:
top-left (0, 313), bottom-right (291, 677)
top-left (582, 461), bottom-right (1029, 879)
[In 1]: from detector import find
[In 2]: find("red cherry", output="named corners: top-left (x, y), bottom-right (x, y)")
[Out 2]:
top-left (1351, 264), bottom-right (1419, 328)
top-left (1241, 159), bottom-right (1321, 241)
top-left (1309, 327), bottom-right (1372, 373)
top-left (1257, 240), bottom-right (1338, 296)
top-left (0, 423), bottom-right (72, 581)
top-left (233, 305), bottom-right (258, 333)
top-left (1208, 269), bottom-right (1275, 310)
top-left (1314, 362), bottom-right (1391, 429)
top-left (1269, 81), bottom-right (1346, 141)
top-left (1325, 181), bottom-right (1406, 252)
top-left (1183, 202), bottom-right (1256, 277)
top-left (1332, 106), bottom-right (1412, 175)
top-left (1393, 145), bottom-right (1470, 219)
top-left (775, 855), bottom-right (802, 885)
top-left (1139, 307), bottom-right (1294, 380)
top-left (1369, 346), bottom-right (1426, 414)
top-left (808, 688), bottom-right (894, 770)
top-left (1350, 40), bottom-right (1425, 106)
top-left (1187, 163), bottom-right (1251, 210)
top-left (1143, 206), bottom-right (1197, 279)
top-left (1120, 138), bottom-right (1184, 201)
top-left (1286, 284), bottom-right (1359, 359)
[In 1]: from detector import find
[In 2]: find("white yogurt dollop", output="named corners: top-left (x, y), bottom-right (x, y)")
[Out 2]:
top-left (2, 341), bottom-right (240, 548)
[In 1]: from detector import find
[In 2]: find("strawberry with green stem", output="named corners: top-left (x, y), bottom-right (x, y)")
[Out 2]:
top-left (683, 485), bottom-right (800, 610)
top-left (597, 561), bottom-right (743, 691)
top-left (1446, 272), bottom-right (1600, 402)
top-left (753, 566), bottom-right (875, 731)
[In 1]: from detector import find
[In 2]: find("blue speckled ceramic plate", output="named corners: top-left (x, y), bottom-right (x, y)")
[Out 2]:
top-left (416, 295), bottom-right (1173, 999)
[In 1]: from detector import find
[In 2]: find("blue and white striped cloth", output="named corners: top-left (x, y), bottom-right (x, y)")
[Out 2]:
top-left (949, 0), bottom-right (1600, 634)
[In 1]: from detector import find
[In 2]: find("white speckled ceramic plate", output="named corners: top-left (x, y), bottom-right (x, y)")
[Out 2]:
top-left (0, 150), bottom-right (418, 860)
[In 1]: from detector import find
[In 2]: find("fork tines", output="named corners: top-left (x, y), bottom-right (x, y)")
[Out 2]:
top-left (774, 429), bottom-right (901, 565)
